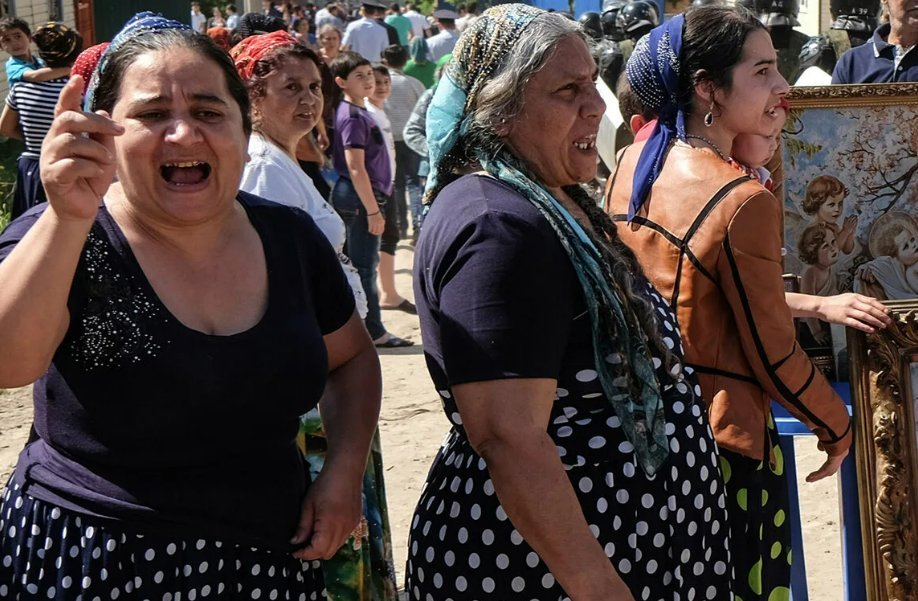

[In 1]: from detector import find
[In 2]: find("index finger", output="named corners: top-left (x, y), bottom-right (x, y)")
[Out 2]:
top-left (44, 111), bottom-right (124, 149)
top-left (55, 75), bottom-right (87, 117)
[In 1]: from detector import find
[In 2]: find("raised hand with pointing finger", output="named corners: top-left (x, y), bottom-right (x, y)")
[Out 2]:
top-left (39, 74), bottom-right (123, 222)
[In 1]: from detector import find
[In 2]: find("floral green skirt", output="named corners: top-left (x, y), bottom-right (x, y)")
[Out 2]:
top-left (298, 407), bottom-right (398, 601)
top-left (720, 415), bottom-right (792, 601)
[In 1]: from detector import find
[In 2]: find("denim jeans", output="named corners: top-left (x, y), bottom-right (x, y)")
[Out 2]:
top-left (331, 177), bottom-right (386, 340)
top-left (394, 140), bottom-right (422, 233)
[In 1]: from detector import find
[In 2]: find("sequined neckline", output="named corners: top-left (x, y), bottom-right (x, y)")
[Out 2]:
top-left (96, 198), bottom-right (276, 341)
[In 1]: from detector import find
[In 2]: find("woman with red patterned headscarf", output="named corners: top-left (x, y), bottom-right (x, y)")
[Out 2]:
top-left (232, 31), bottom-right (398, 601)
top-left (206, 25), bottom-right (231, 50)
top-left (69, 41), bottom-right (108, 98)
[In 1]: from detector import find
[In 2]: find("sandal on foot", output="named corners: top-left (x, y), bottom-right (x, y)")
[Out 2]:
top-left (381, 299), bottom-right (417, 315)
top-left (374, 335), bottom-right (415, 348)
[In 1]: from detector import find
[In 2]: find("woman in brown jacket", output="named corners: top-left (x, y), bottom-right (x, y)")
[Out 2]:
top-left (606, 6), bottom-right (886, 600)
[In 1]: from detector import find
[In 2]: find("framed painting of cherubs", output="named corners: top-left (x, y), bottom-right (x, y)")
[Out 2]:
top-left (781, 84), bottom-right (918, 372)
top-left (847, 301), bottom-right (918, 601)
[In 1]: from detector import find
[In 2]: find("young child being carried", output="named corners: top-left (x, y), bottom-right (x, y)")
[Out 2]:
top-left (730, 126), bottom-right (781, 191)
top-left (0, 17), bottom-right (71, 85)
top-left (728, 99), bottom-right (787, 191)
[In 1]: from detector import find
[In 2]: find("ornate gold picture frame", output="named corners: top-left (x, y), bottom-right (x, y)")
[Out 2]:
top-left (848, 299), bottom-right (918, 601)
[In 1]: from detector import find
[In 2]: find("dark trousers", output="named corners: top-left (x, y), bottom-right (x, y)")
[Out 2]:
top-left (380, 189), bottom-right (399, 256)
top-left (394, 140), bottom-right (421, 233)
top-left (331, 177), bottom-right (386, 340)
top-left (11, 155), bottom-right (47, 221)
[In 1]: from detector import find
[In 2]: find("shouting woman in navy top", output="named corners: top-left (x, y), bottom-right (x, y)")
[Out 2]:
top-left (0, 13), bottom-right (381, 600)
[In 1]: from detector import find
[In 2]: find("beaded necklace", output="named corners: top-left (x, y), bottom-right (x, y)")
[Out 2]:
top-left (683, 134), bottom-right (730, 163)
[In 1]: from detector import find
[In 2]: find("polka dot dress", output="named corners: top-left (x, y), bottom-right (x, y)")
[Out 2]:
top-left (406, 288), bottom-right (734, 601)
top-left (719, 415), bottom-right (792, 601)
top-left (0, 478), bottom-right (326, 600)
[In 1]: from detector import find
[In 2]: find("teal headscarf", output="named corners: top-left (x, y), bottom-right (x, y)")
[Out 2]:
top-left (409, 36), bottom-right (429, 64)
top-left (424, 4), bottom-right (669, 475)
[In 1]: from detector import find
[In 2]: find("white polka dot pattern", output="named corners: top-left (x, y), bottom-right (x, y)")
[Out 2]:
top-left (0, 482), bottom-right (325, 600)
top-left (407, 283), bottom-right (733, 599)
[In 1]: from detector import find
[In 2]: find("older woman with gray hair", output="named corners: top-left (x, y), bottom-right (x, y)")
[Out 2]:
top-left (408, 5), bottom-right (733, 601)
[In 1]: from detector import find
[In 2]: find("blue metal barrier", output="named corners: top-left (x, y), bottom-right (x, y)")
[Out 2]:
top-left (528, 0), bottom-right (571, 12)
top-left (573, 0), bottom-right (601, 17)
top-left (772, 381), bottom-right (866, 601)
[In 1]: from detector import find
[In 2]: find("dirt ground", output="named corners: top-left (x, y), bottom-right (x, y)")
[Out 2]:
top-left (0, 246), bottom-right (846, 599)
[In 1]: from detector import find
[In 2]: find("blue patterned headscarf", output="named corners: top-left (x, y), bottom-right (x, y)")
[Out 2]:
top-left (85, 12), bottom-right (191, 111)
top-left (425, 4), bottom-right (669, 475)
top-left (624, 14), bottom-right (686, 221)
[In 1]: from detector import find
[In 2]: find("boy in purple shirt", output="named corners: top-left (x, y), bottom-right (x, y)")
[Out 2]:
top-left (330, 51), bottom-right (413, 347)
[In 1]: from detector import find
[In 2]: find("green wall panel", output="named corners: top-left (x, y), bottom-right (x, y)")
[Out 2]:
top-left (93, 0), bottom-right (190, 43)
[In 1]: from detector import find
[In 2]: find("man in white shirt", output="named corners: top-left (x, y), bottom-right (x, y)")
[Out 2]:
top-left (343, 0), bottom-right (391, 61)
top-left (426, 3), bottom-right (460, 62)
top-left (315, 2), bottom-right (345, 30)
top-left (403, 3), bottom-right (428, 39)
top-left (190, 2), bottom-right (207, 33)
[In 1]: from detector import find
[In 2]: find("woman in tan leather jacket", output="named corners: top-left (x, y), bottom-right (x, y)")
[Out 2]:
top-left (605, 6), bottom-right (886, 600)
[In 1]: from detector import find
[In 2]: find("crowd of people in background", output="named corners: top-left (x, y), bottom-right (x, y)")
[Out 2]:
top-left (0, 0), bottom-right (914, 600)
top-left (194, 0), bottom-right (482, 349)
top-left (0, 0), bottom-right (482, 344)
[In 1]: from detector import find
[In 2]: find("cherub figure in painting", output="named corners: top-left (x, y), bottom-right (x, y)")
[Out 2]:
top-left (798, 222), bottom-right (840, 344)
top-left (802, 175), bottom-right (858, 254)
top-left (856, 219), bottom-right (918, 300)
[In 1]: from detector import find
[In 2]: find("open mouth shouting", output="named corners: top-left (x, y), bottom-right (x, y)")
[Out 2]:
top-left (767, 104), bottom-right (785, 120)
top-left (160, 161), bottom-right (212, 189)
top-left (766, 101), bottom-right (788, 120)
top-left (573, 134), bottom-right (597, 152)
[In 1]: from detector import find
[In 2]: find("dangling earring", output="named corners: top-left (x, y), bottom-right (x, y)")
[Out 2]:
top-left (704, 102), bottom-right (715, 127)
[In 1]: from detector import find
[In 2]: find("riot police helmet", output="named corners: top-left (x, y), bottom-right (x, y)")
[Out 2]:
top-left (600, 0), bottom-right (626, 40)
top-left (578, 11), bottom-right (604, 40)
top-left (598, 40), bottom-right (624, 89)
top-left (829, 0), bottom-right (879, 31)
top-left (761, 0), bottom-right (800, 27)
top-left (616, 0), bottom-right (659, 41)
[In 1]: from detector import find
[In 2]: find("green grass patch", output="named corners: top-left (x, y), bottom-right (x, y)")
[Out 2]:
top-left (0, 138), bottom-right (21, 231)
